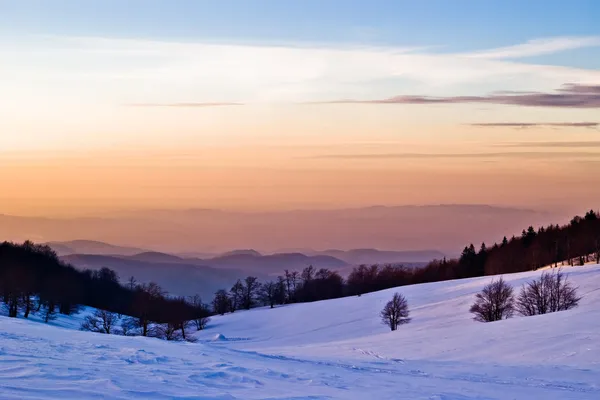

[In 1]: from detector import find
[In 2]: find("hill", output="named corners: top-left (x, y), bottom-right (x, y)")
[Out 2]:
top-left (316, 248), bottom-right (444, 264)
top-left (44, 240), bottom-right (148, 256)
top-left (203, 252), bottom-right (348, 273)
top-left (61, 254), bottom-right (242, 299)
top-left (1, 264), bottom-right (599, 399)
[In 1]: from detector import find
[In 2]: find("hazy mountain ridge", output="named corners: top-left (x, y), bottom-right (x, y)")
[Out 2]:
top-left (0, 205), bottom-right (560, 255)
top-left (60, 254), bottom-right (242, 299)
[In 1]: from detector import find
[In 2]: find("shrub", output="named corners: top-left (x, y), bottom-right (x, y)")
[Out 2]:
top-left (516, 269), bottom-right (581, 316)
top-left (80, 309), bottom-right (119, 334)
top-left (469, 277), bottom-right (515, 322)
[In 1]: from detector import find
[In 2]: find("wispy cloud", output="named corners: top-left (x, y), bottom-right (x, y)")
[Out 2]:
top-left (307, 152), bottom-right (600, 160)
top-left (130, 102), bottom-right (243, 107)
top-left (313, 84), bottom-right (600, 108)
top-left (467, 122), bottom-right (599, 129)
top-left (499, 141), bottom-right (600, 148)
top-left (465, 36), bottom-right (600, 59)
top-left (4, 35), bottom-right (600, 104)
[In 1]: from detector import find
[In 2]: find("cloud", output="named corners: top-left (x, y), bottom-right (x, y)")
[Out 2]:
top-left (314, 84), bottom-right (600, 108)
top-left (465, 37), bottom-right (600, 59)
top-left (307, 152), bottom-right (600, 160)
top-left (467, 122), bottom-right (599, 129)
top-left (499, 141), bottom-right (600, 148)
top-left (130, 102), bottom-right (243, 107)
top-left (4, 35), bottom-right (600, 104)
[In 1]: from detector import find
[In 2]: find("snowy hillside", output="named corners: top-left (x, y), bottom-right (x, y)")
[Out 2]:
top-left (2, 265), bottom-right (600, 399)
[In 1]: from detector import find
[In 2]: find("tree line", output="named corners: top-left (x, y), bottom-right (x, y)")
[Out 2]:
top-left (0, 241), bottom-right (210, 341)
top-left (211, 210), bottom-right (600, 313)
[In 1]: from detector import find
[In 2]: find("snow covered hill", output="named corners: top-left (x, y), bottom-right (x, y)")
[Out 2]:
top-left (1, 265), bottom-right (600, 399)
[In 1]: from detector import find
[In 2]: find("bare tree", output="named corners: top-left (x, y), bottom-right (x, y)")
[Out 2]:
top-left (516, 269), bottom-right (581, 316)
top-left (243, 276), bottom-right (260, 310)
top-left (229, 280), bottom-right (244, 312)
top-left (212, 289), bottom-right (230, 315)
top-left (260, 281), bottom-right (277, 308)
top-left (120, 317), bottom-right (136, 336)
top-left (155, 323), bottom-right (182, 341)
top-left (284, 270), bottom-right (299, 303)
top-left (80, 309), bottom-right (120, 334)
top-left (188, 294), bottom-right (211, 330)
top-left (37, 298), bottom-right (57, 323)
top-left (129, 282), bottom-right (165, 336)
top-left (127, 276), bottom-right (137, 290)
top-left (276, 276), bottom-right (287, 305)
top-left (469, 277), bottom-right (515, 322)
top-left (380, 292), bottom-right (411, 331)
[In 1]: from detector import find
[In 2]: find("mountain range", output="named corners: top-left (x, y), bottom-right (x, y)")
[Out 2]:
top-left (0, 205), bottom-right (561, 255)
top-left (40, 240), bottom-right (442, 298)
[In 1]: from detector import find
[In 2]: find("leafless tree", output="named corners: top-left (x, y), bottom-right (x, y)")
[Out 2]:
top-left (243, 276), bottom-right (260, 310)
top-left (127, 276), bottom-right (137, 290)
top-left (516, 269), bottom-right (581, 316)
top-left (154, 323), bottom-right (182, 341)
top-left (188, 294), bottom-right (211, 330)
top-left (120, 317), bottom-right (137, 336)
top-left (212, 289), bottom-right (230, 315)
top-left (130, 282), bottom-right (165, 336)
top-left (229, 280), bottom-right (244, 312)
top-left (380, 292), bottom-right (411, 331)
top-left (469, 277), bottom-right (514, 322)
top-left (80, 309), bottom-right (120, 334)
top-left (260, 281), bottom-right (277, 308)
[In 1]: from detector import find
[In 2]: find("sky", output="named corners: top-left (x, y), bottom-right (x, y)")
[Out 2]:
top-left (1, 0), bottom-right (599, 217)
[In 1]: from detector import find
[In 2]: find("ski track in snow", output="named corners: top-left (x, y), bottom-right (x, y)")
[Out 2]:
top-left (1, 264), bottom-right (600, 399)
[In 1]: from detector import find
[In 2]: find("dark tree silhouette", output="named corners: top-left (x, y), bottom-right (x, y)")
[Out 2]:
top-left (212, 289), bottom-right (230, 315)
top-left (243, 276), bottom-right (260, 310)
top-left (188, 294), bottom-right (211, 330)
top-left (229, 280), bottom-right (244, 312)
top-left (380, 293), bottom-right (411, 331)
top-left (260, 281), bottom-right (278, 308)
top-left (81, 309), bottom-right (120, 334)
top-left (516, 269), bottom-right (581, 316)
top-left (275, 276), bottom-right (287, 305)
top-left (469, 278), bottom-right (515, 322)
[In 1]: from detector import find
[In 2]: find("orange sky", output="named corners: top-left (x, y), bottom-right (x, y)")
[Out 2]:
top-left (2, 109), bottom-right (600, 217)
top-left (2, 36), bottom-right (600, 217)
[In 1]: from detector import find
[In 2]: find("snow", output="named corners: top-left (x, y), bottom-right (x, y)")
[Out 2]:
top-left (1, 264), bottom-right (600, 399)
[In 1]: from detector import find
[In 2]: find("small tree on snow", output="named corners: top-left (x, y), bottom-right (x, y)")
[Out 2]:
top-left (80, 309), bottom-right (119, 334)
top-left (381, 292), bottom-right (411, 331)
top-left (469, 277), bottom-right (515, 322)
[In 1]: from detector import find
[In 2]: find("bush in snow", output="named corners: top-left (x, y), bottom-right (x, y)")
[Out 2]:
top-left (516, 269), bottom-right (581, 316)
top-left (188, 294), bottom-right (211, 330)
top-left (381, 292), bottom-right (411, 331)
top-left (469, 277), bottom-right (515, 322)
top-left (80, 309), bottom-right (120, 334)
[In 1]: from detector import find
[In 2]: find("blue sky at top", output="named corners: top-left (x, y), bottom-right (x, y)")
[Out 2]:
top-left (1, 1), bottom-right (598, 53)
top-left (1, 1), bottom-right (598, 107)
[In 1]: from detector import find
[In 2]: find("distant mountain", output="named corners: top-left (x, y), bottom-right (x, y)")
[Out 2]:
top-left (44, 240), bottom-right (148, 257)
top-left (203, 252), bottom-right (347, 274)
top-left (219, 249), bottom-right (262, 258)
top-left (61, 250), bottom-right (349, 296)
top-left (126, 251), bottom-right (187, 264)
top-left (61, 254), bottom-right (242, 299)
top-left (315, 249), bottom-right (444, 265)
top-left (1, 205), bottom-right (563, 255)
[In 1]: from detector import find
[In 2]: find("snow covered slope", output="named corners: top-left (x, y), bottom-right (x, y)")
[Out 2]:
top-left (1, 265), bottom-right (600, 399)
